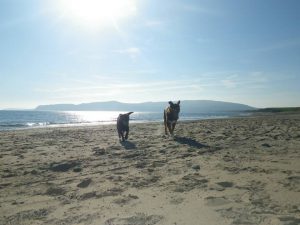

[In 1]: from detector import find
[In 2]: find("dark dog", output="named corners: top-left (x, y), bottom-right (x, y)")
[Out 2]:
top-left (164, 101), bottom-right (180, 135)
top-left (117, 112), bottom-right (133, 141)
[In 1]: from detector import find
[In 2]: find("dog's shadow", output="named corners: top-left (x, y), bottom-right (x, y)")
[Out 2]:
top-left (120, 140), bottom-right (137, 150)
top-left (174, 136), bottom-right (209, 148)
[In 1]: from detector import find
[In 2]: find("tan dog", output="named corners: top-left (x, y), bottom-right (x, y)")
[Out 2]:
top-left (164, 101), bottom-right (180, 135)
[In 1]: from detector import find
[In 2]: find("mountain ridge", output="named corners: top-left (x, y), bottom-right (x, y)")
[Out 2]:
top-left (35, 100), bottom-right (255, 113)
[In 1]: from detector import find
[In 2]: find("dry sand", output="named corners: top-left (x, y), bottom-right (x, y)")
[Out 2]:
top-left (0, 113), bottom-right (300, 225)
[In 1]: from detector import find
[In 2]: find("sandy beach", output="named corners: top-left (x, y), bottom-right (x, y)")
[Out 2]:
top-left (0, 113), bottom-right (300, 225)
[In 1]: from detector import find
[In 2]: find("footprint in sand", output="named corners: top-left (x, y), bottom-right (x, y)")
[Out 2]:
top-left (45, 187), bottom-right (67, 196)
top-left (113, 194), bottom-right (139, 206)
top-left (77, 178), bottom-right (92, 188)
top-left (284, 176), bottom-right (300, 191)
top-left (49, 161), bottom-right (81, 172)
top-left (79, 191), bottom-right (97, 200)
top-left (3, 208), bottom-right (49, 224)
top-left (170, 197), bottom-right (184, 205)
top-left (92, 147), bottom-right (106, 155)
top-left (216, 181), bottom-right (234, 188)
top-left (105, 213), bottom-right (163, 225)
top-left (278, 216), bottom-right (300, 225)
top-left (205, 196), bottom-right (231, 207)
top-left (172, 174), bottom-right (208, 192)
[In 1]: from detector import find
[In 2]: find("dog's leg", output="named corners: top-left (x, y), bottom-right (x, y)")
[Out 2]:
top-left (164, 111), bottom-right (168, 135)
top-left (120, 131), bottom-right (125, 142)
top-left (171, 122), bottom-right (177, 135)
top-left (125, 128), bottom-right (129, 140)
top-left (117, 128), bottom-right (122, 140)
top-left (167, 122), bottom-right (172, 135)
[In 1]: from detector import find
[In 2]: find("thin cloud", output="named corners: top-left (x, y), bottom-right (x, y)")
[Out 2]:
top-left (222, 79), bottom-right (237, 88)
top-left (145, 20), bottom-right (164, 28)
top-left (124, 69), bottom-right (157, 75)
top-left (181, 4), bottom-right (222, 16)
top-left (34, 71), bottom-right (271, 104)
top-left (220, 72), bottom-right (268, 89)
top-left (35, 78), bottom-right (205, 103)
top-left (252, 39), bottom-right (300, 53)
top-left (113, 47), bottom-right (141, 59)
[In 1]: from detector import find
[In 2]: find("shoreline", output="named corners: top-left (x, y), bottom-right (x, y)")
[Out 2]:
top-left (1, 113), bottom-right (300, 225)
top-left (0, 111), bottom-right (291, 133)
top-left (0, 110), bottom-right (253, 132)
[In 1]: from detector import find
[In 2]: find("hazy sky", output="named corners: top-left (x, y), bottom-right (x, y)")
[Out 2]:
top-left (1, 0), bottom-right (299, 109)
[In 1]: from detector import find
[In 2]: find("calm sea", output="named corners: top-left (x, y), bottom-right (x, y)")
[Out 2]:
top-left (0, 110), bottom-right (250, 131)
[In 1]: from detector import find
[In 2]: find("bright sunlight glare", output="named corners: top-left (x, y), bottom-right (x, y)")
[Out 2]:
top-left (59, 0), bottom-right (137, 28)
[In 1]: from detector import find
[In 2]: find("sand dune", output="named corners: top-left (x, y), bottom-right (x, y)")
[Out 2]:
top-left (1, 113), bottom-right (300, 225)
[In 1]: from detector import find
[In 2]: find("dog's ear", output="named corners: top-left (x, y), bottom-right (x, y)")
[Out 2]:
top-left (127, 112), bottom-right (134, 116)
top-left (168, 101), bottom-right (174, 106)
top-left (177, 100), bottom-right (180, 105)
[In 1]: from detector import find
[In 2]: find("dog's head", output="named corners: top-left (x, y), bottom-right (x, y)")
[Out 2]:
top-left (118, 112), bottom-right (134, 126)
top-left (168, 101), bottom-right (180, 119)
top-left (168, 101), bottom-right (180, 112)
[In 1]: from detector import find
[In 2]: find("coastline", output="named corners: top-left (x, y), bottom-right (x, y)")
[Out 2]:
top-left (1, 114), bottom-right (300, 225)
top-left (0, 110), bottom-right (252, 131)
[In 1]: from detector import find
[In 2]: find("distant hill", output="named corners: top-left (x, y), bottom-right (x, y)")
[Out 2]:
top-left (254, 107), bottom-right (300, 113)
top-left (35, 100), bottom-right (255, 113)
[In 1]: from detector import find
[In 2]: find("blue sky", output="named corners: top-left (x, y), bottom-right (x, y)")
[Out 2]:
top-left (0, 0), bottom-right (299, 109)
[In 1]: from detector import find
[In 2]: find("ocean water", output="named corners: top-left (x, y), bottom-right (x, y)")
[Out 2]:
top-left (0, 110), bottom-right (250, 131)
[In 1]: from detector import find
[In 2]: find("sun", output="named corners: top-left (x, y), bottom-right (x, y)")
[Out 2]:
top-left (59, 0), bottom-right (137, 28)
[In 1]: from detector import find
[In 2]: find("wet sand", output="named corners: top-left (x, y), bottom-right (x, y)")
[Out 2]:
top-left (1, 113), bottom-right (300, 225)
